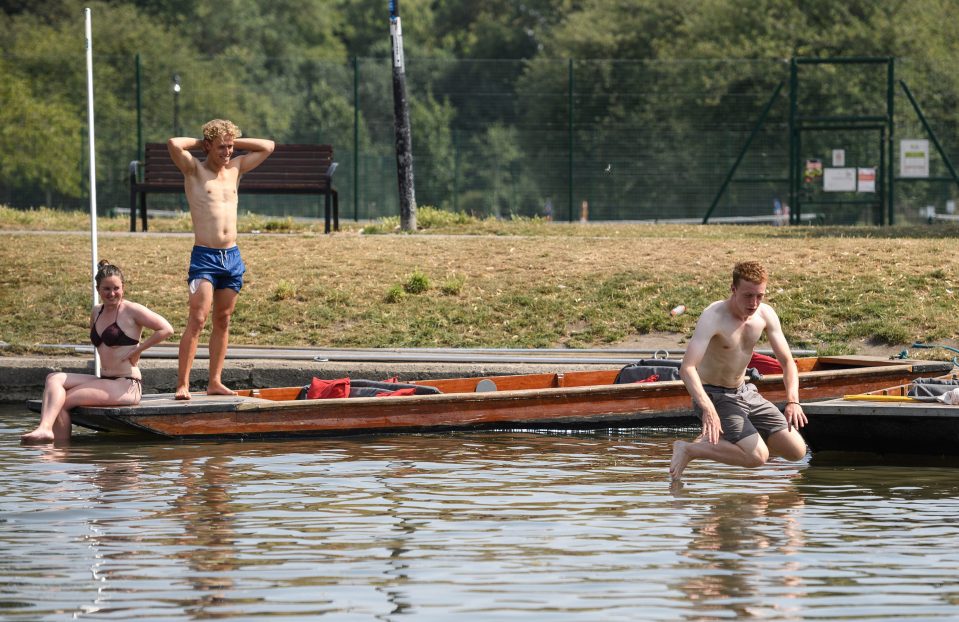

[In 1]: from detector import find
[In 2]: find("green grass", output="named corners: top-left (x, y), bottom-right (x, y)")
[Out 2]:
top-left (403, 270), bottom-right (430, 294)
top-left (3, 204), bottom-right (959, 360)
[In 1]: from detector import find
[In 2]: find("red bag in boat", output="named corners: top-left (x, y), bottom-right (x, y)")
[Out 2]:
top-left (306, 377), bottom-right (351, 399)
top-left (374, 387), bottom-right (418, 397)
top-left (749, 352), bottom-right (783, 374)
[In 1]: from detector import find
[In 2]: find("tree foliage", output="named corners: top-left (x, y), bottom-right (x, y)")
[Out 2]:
top-left (3, 0), bottom-right (959, 217)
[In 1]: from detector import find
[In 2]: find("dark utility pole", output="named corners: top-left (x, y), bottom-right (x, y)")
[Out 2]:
top-left (390, 0), bottom-right (417, 231)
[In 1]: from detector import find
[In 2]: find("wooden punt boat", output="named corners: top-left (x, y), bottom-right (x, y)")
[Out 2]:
top-left (27, 355), bottom-right (952, 440)
top-left (801, 371), bottom-right (959, 455)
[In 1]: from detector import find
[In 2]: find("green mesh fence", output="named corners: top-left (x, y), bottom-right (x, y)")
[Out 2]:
top-left (2, 55), bottom-right (958, 225)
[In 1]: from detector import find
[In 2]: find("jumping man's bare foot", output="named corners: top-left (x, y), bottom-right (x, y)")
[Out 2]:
top-left (669, 440), bottom-right (692, 481)
top-left (174, 385), bottom-right (192, 400)
top-left (20, 428), bottom-right (55, 445)
top-left (206, 380), bottom-right (237, 396)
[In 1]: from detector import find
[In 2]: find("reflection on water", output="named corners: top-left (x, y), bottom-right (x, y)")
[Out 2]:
top-left (673, 476), bottom-right (808, 620)
top-left (2, 402), bottom-right (959, 621)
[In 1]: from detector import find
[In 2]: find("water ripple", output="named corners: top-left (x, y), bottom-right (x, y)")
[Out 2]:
top-left (1, 405), bottom-right (958, 620)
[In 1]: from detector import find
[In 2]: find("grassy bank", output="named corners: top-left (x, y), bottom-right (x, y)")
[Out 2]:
top-left (2, 206), bottom-right (959, 359)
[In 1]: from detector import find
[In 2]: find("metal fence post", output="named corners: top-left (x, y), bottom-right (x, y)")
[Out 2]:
top-left (568, 58), bottom-right (574, 222)
top-left (453, 127), bottom-right (459, 213)
top-left (353, 55), bottom-right (359, 222)
top-left (887, 58), bottom-right (895, 225)
top-left (135, 52), bottom-right (142, 174)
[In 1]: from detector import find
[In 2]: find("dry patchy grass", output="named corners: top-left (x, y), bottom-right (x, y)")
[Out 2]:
top-left (3, 207), bottom-right (959, 357)
top-left (0, 231), bottom-right (956, 354)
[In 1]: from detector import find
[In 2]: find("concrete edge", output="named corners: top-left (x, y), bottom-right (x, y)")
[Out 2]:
top-left (0, 356), bottom-right (618, 403)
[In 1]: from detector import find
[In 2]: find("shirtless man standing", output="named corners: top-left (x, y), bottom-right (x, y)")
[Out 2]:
top-left (168, 119), bottom-right (274, 400)
top-left (670, 261), bottom-right (808, 480)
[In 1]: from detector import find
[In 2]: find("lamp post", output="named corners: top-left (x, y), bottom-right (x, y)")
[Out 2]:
top-left (173, 73), bottom-right (183, 210)
top-left (172, 73), bottom-right (181, 136)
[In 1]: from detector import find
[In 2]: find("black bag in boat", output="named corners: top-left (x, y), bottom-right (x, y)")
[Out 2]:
top-left (613, 359), bottom-right (763, 385)
top-left (296, 378), bottom-right (443, 399)
top-left (348, 379), bottom-right (443, 397)
top-left (614, 359), bottom-right (682, 384)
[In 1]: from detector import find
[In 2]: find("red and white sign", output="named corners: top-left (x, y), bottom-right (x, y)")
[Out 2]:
top-left (857, 167), bottom-right (876, 193)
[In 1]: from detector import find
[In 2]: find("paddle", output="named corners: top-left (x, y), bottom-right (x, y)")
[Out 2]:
top-left (842, 394), bottom-right (917, 402)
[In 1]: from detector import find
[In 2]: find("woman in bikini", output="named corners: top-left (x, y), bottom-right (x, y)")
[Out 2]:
top-left (21, 260), bottom-right (174, 445)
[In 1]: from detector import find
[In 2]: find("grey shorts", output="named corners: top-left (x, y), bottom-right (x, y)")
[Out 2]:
top-left (695, 382), bottom-right (788, 444)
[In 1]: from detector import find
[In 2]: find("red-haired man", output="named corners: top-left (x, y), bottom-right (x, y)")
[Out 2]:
top-left (671, 261), bottom-right (808, 480)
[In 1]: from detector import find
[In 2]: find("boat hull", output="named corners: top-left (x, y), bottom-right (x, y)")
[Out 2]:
top-left (23, 356), bottom-right (952, 440)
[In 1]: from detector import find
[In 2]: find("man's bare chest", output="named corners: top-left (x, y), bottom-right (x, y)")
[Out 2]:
top-left (716, 318), bottom-right (765, 350)
top-left (189, 169), bottom-right (239, 201)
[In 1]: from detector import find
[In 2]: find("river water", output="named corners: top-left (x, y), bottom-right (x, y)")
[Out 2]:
top-left (2, 401), bottom-right (958, 621)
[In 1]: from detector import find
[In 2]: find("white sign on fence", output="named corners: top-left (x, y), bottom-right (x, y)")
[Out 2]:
top-left (823, 167), bottom-right (857, 192)
top-left (900, 139), bottom-right (930, 178)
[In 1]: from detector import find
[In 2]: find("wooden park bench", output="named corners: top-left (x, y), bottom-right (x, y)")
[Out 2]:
top-left (128, 143), bottom-right (339, 233)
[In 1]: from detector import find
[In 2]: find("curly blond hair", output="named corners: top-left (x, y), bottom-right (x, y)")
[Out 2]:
top-left (732, 261), bottom-right (768, 286)
top-left (201, 119), bottom-right (242, 142)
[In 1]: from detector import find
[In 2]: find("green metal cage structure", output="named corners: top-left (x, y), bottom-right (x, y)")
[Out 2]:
top-left (3, 54), bottom-right (959, 226)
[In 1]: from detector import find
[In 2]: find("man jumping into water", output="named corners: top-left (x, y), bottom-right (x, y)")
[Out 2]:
top-left (670, 261), bottom-right (808, 480)
top-left (168, 119), bottom-right (274, 400)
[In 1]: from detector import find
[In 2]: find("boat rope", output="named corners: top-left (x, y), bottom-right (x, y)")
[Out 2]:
top-left (910, 342), bottom-right (959, 367)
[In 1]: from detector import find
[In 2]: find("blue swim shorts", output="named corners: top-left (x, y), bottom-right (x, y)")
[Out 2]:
top-left (187, 245), bottom-right (245, 292)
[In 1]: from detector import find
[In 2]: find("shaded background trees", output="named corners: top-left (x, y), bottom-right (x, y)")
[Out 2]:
top-left (2, 0), bottom-right (958, 223)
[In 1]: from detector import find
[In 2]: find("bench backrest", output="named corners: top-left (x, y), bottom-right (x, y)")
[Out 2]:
top-left (140, 142), bottom-right (335, 187)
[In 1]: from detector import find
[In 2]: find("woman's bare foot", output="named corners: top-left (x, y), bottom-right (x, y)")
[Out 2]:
top-left (206, 380), bottom-right (237, 396)
top-left (669, 440), bottom-right (692, 481)
top-left (174, 385), bottom-right (192, 400)
top-left (20, 428), bottom-right (55, 445)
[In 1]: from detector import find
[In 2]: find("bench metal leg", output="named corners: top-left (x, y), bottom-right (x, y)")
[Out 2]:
top-left (324, 192), bottom-right (331, 234)
top-left (333, 190), bottom-right (339, 232)
top-left (129, 186), bottom-right (137, 232)
top-left (139, 192), bottom-right (148, 232)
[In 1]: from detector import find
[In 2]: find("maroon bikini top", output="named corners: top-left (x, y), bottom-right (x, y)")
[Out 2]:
top-left (90, 303), bottom-right (139, 348)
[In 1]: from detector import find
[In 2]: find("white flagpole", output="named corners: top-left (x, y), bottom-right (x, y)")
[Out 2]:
top-left (85, 7), bottom-right (100, 376)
